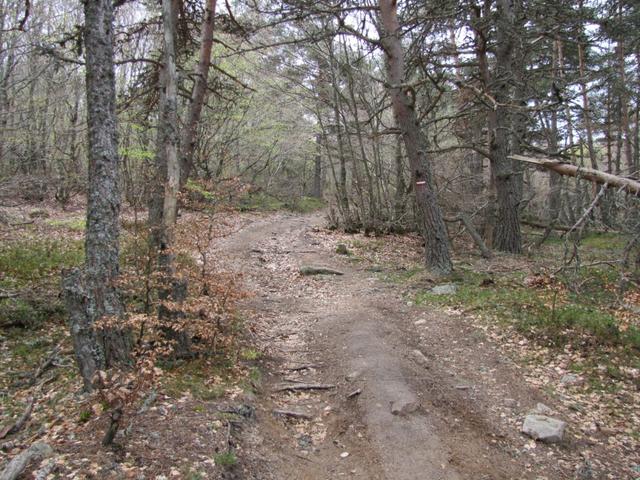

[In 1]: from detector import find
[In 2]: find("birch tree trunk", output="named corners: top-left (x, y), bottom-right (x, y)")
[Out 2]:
top-left (378, 0), bottom-right (452, 276)
top-left (63, 0), bottom-right (131, 391)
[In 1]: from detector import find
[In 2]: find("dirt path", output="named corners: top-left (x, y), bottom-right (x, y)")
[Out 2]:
top-left (218, 212), bottom-right (579, 479)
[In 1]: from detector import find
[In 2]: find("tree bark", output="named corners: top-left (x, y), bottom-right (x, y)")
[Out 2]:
top-left (490, 0), bottom-right (522, 253)
top-left (378, 0), bottom-right (452, 276)
top-left (63, 0), bottom-right (131, 391)
top-left (311, 133), bottom-right (323, 198)
top-left (157, 0), bottom-right (190, 355)
top-left (179, 0), bottom-right (217, 185)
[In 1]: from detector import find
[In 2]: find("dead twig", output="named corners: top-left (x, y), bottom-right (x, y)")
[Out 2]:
top-left (286, 364), bottom-right (322, 372)
top-left (273, 409), bottom-right (313, 420)
top-left (0, 397), bottom-right (35, 440)
top-left (346, 388), bottom-right (362, 399)
top-left (274, 383), bottom-right (336, 393)
top-left (31, 345), bottom-right (61, 386)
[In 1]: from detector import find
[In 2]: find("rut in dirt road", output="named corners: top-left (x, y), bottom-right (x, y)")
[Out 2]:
top-left (218, 213), bottom-right (570, 480)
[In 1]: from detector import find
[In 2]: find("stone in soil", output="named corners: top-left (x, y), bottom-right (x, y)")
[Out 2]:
top-left (521, 414), bottom-right (567, 443)
top-left (530, 403), bottom-right (553, 415)
top-left (390, 399), bottom-right (419, 416)
top-left (411, 349), bottom-right (428, 365)
top-left (431, 284), bottom-right (457, 295)
top-left (560, 373), bottom-right (583, 386)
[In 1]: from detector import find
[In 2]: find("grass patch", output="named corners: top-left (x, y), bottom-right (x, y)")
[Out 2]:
top-left (162, 359), bottom-right (229, 401)
top-left (287, 196), bottom-right (325, 213)
top-left (580, 232), bottom-right (629, 250)
top-left (239, 348), bottom-right (261, 361)
top-left (46, 218), bottom-right (86, 231)
top-left (184, 471), bottom-right (205, 480)
top-left (415, 268), bottom-right (640, 356)
top-left (0, 238), bottom-right (83, 287)
top-left (381, 266), bottom-right (425, 284)
top-left (237, 192), bottom-right (285, 212)
top-left (213, 452), bottom-right (237, 467)
top-left (0, 238), bottom-right (82, 327)
top-left (0, 298), bottom-right (63, 328)
top-left (78, 410), bottom-right (92, 423)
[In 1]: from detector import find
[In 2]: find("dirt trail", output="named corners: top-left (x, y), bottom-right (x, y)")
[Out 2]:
top-left (218, 212), bottom-right (571, 479)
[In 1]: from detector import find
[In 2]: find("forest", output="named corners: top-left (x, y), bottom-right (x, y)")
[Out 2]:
top-left (0, 0), bottom-right (639, 478)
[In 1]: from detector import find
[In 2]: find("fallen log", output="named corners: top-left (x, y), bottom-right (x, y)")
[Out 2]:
top-left (521, 219), bottom-right (572, 232)
top-left (509, 154), bottom-right (640, 195)
top-left (274, 383), bottom-right (336, 393)
top-left (521, 218), bottom-right (619, 235)
top-left (0, 442), bottom-right (53, 480)
top-left (299, 266), bottom-right (344, 276)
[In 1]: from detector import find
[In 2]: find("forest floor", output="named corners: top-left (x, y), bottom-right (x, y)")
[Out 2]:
top-left (0, 205), bottom-right (639, 479)
top-left (214, 211), bottom-right (639, 480)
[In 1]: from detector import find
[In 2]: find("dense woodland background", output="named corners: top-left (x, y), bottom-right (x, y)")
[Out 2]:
top-left (0, 0), bottom-right (638, 236)
top-left (0, 0), bottom-right (640, 478)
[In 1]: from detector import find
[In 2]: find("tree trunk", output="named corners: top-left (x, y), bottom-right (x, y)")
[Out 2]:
top-left (378, 0), bottom-right (452, 276)
top-left (490, 0), bottom-right (522, 253)
top-left (180, 0), bottom-right (217, 185)
top-left (63, 0), bottom-right (131, 391)
top-left (577, 40), bottom-right (598, 171)
top-left (546, 37), bottom-right (563, 229)
top-left (393, 136), bottom-right (406, 223)
top-left (311, 133), bottom-right (323, 198)
top-left (158, 0), bottom-right (190, 355)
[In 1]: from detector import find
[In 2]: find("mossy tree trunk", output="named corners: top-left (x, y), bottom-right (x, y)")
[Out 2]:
top-left (63, 0), bottom-right (131, 391)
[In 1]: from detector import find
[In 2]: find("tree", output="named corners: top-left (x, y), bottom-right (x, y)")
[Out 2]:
top-left (180, 0), bottom-right (218, 185)
top-left (378, 0), bottom-right (452, 275)
top-left (62, 0), bottom-right (131, 391)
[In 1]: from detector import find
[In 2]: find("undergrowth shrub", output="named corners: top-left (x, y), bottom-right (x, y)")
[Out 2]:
top-left (0, 238), bottom-right (82, 327)
top-left (415, 268), bottom-right (640, 355)
top-left (94, 179), bottom-right (249, 446)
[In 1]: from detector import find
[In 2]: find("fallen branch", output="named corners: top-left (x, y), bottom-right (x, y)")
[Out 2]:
top-left (0, 442), bottom-right (53, 480)
top-left (274, 383), bottom-right (336, 393)
top-left (510, 154), bottom-right (640, 195)
top-left (565, 184), bottom-right (608, 238)
top-left (102, 407), bottom-right (123, 447)
top-left (521, 218), bottom-right (572, 232)
top-left (31, 345), bottom-right (61, 386)
top-left (285, 364), bottom-right (322, 372)
top-left (299, 266), bottom-right (344, 276)
top-left (33, 457), bottom-right (57, 480)
top-left (444, 214), bottom-right (492, 259)
top-left (346, 388), bottom-right (362, 399)
top-left (0, 289), bottom-right (18, 299)
top-left (273, 409), bottom-right (313, 420)
top-left (0, 397), bottom-right (35, 440)
top-left (8, 220), bottom-right (34, 227)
